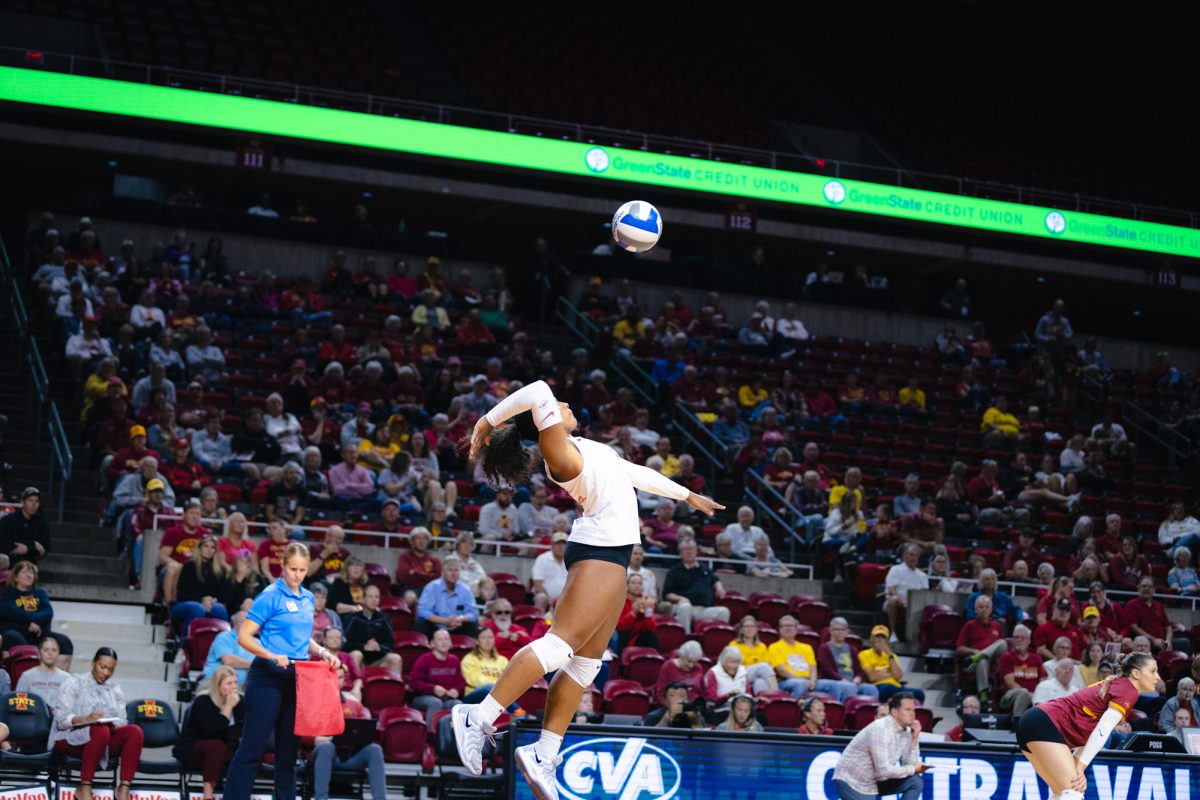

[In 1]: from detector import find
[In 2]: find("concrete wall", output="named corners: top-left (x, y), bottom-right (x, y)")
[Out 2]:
top-left (31, 212), bottom-right (487, 283)
top-left (581, 275), bottom-right (1200, 374)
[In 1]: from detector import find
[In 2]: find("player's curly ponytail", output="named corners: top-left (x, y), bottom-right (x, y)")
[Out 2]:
top-left (479, 411), bottom-right (539, 488)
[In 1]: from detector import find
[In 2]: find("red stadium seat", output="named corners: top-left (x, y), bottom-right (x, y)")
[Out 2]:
top-left (392, 632), bottom-right (430, 678)
top-left (822, 700), bottom-right (845, 730)
top-left (853, 563), bottom-right (888, 603)
top-left (716, 593), bottom-right (749, 622)
top-left (517, 681), bottom-right (549, 713)
top-left (621, 650), bottom-right (665, 688)
top-left (699, 624), bottom-right (736, 658)
top-left (791, 599), bottom-right (832, 630)
top-left (364, 562), bottom-right (392, 595)
top-left (362, 673), bottom-right (406, 714)
top-left (378, 707), bottom-right (430, 762)
top-left (493, 577), bottom-right (528, 605)
top-left (3, 645), bottom-right (39, 687)
top-left (378, 595), bottom-right (413, 631)
top-left (1157, 650), bottom-right (1190, 682)
top-left (182, 618), bottom-right (231, 675)
top-left (751, 598), bottom-right (789, 628)
top-left (759, 695), bottom-right (801, 727)
top-left (603, 680), bottom-right (651, 716)
top-left (653, 617), bottom-right (686, 653)
top-left (842, 695), bottom-right (877, 723)
top-left (920, 610), bottom-right (963, 653)
top-left (449, 635), bottom-right (476, 661)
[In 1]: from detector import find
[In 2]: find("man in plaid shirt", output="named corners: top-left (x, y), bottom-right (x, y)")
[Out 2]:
top-left (833, 692), bottom-right (930, 800)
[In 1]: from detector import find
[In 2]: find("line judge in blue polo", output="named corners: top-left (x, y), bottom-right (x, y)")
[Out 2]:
top-left (223, 542), bottom-right (341, 800)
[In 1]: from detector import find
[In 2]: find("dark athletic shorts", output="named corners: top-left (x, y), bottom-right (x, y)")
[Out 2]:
top-left (564, 541), bottom-right (635, 569)
top-left (1016, 706), bottom-right (1067, 752)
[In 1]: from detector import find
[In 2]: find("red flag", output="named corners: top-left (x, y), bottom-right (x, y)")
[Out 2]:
top-left (293, 660), bottom-right (345, 736)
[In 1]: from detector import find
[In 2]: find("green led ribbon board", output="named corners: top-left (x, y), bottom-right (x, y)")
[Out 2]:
top-left (4, 65), bottom-right (1199, 259)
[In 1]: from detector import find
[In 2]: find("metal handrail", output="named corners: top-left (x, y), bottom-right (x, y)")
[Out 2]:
top-left (744, 469), bottom-right (810, 563)
top-left (47, 404), bottom-right (73, 521)
top-left (553, 295), bottom-right (599, 348)
top-left (673, 401), bottom-right (728, 474)
top-left (1124, 399), bottom-right (1192, 463)
top-left (609, 351), bottom-right (658, 409)
top-left (0, 235), bottom-right (74, 520)
top-left (5, 45), bottom-right (1198, 229)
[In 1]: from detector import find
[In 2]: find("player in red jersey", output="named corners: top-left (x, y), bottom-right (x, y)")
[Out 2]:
top-left (1016, 652), bottom-right (1159, 800)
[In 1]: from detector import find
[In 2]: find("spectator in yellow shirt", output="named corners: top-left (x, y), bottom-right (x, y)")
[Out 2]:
top-left (461, 627), bottom-right (510, 704)
top-left (859, 625), bottom-right (925, 702)
top-left (980, 394), bottom-right (1021, 447)
top-left (654, 437), bottom-right (681, 478)
top-left (737, 377), bottom-right (770, 415)
top-left (897, 377), bottom-right (927, 415)
top-left (768, 616), bottom-right (859, 701)
top-left (356, 425), bottom-right (400, 472)
top-left (410, 290), bottom-right (450, 332)
top-left (612, 307), bottom-right (646, 350)
top-left (728, 616), bottom-right (779, 693)
top-left (825, 465), bottom-right (864, 515)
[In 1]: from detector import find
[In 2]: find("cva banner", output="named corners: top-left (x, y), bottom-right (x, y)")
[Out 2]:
top-left (510, 726), bottom-right (1200, 800)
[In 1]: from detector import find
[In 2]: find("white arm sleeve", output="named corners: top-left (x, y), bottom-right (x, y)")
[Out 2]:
top-left (484, 380), bottom-right (563, 430)
top-left (620, 460), bottom-right (690, 502)
top-left (1076, 707), bottom-right (1123, 768)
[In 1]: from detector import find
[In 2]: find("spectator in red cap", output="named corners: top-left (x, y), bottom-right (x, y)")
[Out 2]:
top-left (161, 438), bottom-right (210, 496)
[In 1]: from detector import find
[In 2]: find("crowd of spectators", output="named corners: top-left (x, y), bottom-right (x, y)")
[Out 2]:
top-left (21, 215), bottom-right (1200, 746)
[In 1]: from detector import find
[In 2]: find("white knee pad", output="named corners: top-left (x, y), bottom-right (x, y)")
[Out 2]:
top-left (528, 633), bottom-right (574, 673)
top-left (1058, 791), bottom-right (1084, 800)
top-left (559, 655), bottom-right (602, 688)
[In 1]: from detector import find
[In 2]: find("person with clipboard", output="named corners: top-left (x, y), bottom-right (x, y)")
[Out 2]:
top-left (49, 647), bottom-right (143, 800)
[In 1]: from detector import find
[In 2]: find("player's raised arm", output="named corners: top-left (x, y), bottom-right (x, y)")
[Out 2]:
top-left (618, 459), bottom-right (725, 516)
top-left (469, 380), bottom-right (584, 483)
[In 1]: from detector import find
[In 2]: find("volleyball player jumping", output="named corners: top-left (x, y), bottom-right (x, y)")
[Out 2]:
top-left (452, 380), bottom-right (724, 800)
top-left (1016, 652), bottom-right (1160, 800)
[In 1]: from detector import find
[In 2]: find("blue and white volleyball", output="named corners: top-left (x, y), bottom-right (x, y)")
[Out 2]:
top-left (611, 200), bottom-right (663, 253)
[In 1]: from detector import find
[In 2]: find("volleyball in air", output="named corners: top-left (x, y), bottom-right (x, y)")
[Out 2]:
top-left (611, 200), bottom-right (663, 253)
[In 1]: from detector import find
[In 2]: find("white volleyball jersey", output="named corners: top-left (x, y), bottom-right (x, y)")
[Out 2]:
top-left (546, 436), bottom-right (641, 547)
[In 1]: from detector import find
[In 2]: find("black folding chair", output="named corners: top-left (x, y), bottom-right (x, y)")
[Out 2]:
top-left (0, 691), bottom-right (56, 793)
top-left (125, 699), bottom-right (185, 795)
